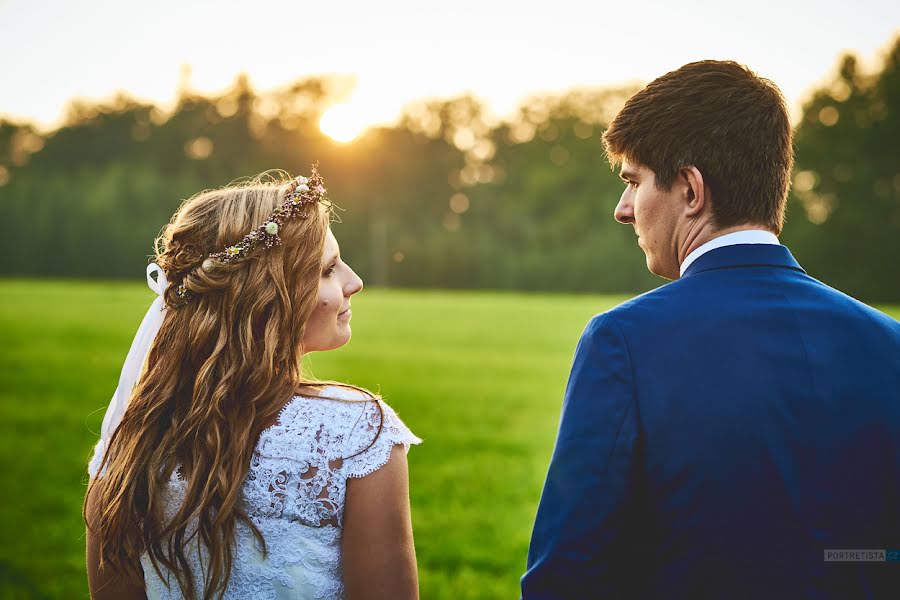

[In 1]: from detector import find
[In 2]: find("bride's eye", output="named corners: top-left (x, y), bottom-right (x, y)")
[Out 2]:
top-left (323, 264), bottom-right (336, 278)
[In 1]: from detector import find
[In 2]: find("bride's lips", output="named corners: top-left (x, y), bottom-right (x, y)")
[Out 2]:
top-left (338, 307), bottom-right (352, 320)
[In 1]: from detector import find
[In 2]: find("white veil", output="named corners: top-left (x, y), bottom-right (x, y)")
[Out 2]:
top-left (88, 262), bottom-right (169, 477)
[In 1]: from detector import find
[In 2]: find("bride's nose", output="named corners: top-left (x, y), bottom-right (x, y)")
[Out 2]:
top-left (345, 267), bottom-right (363, 296)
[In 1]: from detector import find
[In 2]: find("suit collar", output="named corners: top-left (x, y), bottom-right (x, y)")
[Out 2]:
top-left (681, 244), bottom-right (806, 278)
top-left (679, 230), bottom-right (779, 276)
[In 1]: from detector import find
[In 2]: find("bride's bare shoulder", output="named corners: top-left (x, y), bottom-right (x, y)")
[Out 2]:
top-left (295, 383), bottom-right (375, 402)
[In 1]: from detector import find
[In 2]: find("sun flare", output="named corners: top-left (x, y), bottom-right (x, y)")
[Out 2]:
top-left (319, 104), bottom-right (368, 143)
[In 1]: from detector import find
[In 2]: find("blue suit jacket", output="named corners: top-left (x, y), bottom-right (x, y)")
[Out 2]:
top-left (522, 244), bottom-right (900, 599)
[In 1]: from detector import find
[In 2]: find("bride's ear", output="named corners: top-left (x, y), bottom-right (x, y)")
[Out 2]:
top-left (681, 166), bottom-right (707, 218)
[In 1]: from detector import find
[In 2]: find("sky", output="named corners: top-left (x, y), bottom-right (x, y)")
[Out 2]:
top-left (2, 0), bottom-right (898, 138)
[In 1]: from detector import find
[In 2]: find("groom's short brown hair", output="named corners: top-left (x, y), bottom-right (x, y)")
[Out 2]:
top-left (602, 60), bottom-right (793, 234)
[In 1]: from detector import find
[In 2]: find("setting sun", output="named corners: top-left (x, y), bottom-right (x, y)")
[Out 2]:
top-left (319, 104), bottom-right (369, 143)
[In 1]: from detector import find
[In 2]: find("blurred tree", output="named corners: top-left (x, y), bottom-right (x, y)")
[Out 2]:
top-left (2, 38), bottom-right (899, 301)
top-left (782, 37), bottom-right (900, 301)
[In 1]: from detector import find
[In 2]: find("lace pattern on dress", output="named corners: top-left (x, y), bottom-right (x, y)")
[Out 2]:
top-left (90, 387), bottom-right (421, 600)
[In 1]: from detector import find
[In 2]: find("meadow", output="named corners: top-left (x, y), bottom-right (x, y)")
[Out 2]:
top-left (1, 279), bottom-right (897, 599)
top-left (0, 279), bottom-right (625, 599)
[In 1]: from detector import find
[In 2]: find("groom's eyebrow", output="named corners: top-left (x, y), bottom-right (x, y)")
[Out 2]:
top-left (619, 168), bottom-right (639, 180)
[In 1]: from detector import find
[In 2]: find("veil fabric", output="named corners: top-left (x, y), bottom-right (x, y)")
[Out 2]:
top-left (88, 263), bottom-right (168, 477)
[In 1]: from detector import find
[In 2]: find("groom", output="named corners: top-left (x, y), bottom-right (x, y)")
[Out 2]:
top-left (522, 61), bottom-right (900, 598)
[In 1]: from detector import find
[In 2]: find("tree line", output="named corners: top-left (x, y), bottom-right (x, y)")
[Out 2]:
top-left (2, 37), bottom-right (898, 301)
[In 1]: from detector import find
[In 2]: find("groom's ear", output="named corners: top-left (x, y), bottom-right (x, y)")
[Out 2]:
top-left (680, 166), bottom-right (707, 218)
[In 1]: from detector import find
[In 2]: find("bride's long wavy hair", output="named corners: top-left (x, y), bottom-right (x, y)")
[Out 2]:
top-left (85, 171), bottom-right (343, 600)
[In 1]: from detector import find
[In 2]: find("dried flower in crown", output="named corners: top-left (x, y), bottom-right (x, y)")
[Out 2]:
top-left (205, 167), bottom-right (331, 266)
top-left (172, 166), bottom-right (332, 306)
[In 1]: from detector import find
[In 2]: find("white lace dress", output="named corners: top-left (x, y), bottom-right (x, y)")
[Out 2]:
top-left (87, 386), bottom-right (421, 600)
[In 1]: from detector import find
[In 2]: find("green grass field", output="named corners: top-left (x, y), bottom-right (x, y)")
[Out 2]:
top-left (1, 279), bottom-right (898, 599)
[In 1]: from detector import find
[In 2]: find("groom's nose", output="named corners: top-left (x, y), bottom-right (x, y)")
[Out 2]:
top-left (614, 191), bottom-right (635, 225)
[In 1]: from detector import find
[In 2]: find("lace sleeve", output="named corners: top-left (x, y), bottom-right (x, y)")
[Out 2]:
top-left (341, 400), bottom-right (422, 479)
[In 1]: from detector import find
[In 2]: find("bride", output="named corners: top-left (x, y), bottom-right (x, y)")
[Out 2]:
top-left (84, 168), bottom-right (420, 600)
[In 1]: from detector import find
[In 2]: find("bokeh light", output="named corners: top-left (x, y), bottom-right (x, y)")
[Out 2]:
top-left (319, 104), bottom-right (369, 143)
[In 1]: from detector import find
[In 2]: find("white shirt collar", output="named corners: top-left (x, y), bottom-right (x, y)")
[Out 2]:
top-left (679, 230), bottom-right (780, 277)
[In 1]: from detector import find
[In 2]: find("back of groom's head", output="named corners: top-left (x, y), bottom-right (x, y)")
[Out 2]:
top-left (602, 60), bottom-right (793, 234)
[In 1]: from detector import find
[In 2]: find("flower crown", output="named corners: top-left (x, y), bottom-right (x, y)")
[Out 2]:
top-left (173, 167), bottom-right (332, 305)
